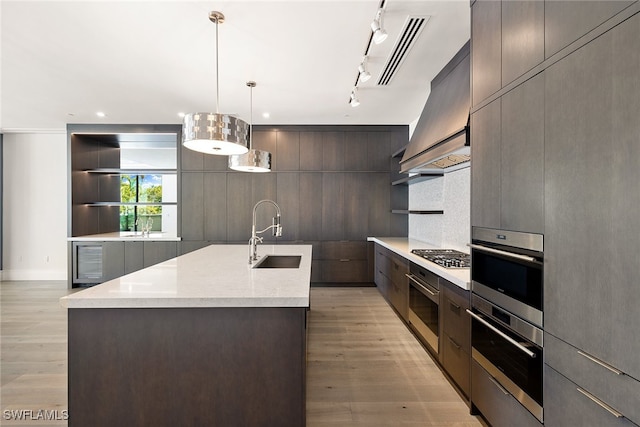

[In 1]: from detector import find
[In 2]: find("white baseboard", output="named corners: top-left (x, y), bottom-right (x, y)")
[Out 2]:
top-left (1, 269), bottom-right (67, 281)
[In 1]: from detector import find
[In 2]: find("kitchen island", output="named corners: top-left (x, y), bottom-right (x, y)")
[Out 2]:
top-left (61, 244), bottom-right (312, 427)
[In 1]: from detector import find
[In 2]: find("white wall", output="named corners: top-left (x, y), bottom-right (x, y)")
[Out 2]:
top-left (408, 166), bottom-right (470, 252)
top-left (2, 133), bottom-right (68, 280)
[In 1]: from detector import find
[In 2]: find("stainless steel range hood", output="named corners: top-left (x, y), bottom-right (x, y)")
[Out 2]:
top-left (400, 41), bottom-right (470, 173)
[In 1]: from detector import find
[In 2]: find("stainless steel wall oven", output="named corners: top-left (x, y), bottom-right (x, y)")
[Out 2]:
top-left (407, 263), bottom-right (440, 355)
top-left (468, 295), bottom-right (544, 422)
top-left (469, 227), bottom-right (543, 327)
top-left (469, 227), bottom-right (544, 423)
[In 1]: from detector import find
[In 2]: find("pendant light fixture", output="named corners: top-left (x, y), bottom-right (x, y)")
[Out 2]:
top-left (228, 81), bottom-right (272, 173)
top-left (182, 11), bottom-right (249, 156)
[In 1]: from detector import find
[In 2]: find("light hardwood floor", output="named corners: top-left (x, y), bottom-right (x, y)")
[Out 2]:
top-left (1, 282), bottom-right (482, 426)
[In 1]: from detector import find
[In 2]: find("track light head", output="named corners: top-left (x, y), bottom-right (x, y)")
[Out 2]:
top-left (358, 62), bottom-right (371, 83)
top-left (370, 9), bottom-right (388, 44)
top-left (350, 88), bottom-right (360, 107)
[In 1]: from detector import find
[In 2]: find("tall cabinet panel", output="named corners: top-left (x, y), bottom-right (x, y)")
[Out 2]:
top-left (203, 173), bottom-right (227, 242)
top-left (276, 173), bottom-right (300, 241)
top-left (544, 29), bottom-right (614, 358)
top-left (275, 131), bottom-right (300, 171)
top-left (322, 131), bottom-right (345, 171)
top-left (545, 0), bottom-right (634, 58)
top-left (226, 173), bottom-right (253, 242)
top-left (298, 173), bottom-right (323, 241)
top-left (471, 0), bottom-right (502, 106)
top-left (180, 173), bottom-right (204, 241)
top-left (501, 0), bottom-right (544, 86)
top-left (299, 131), bottom-right (323, 171)
top-left (344, 173), bottom-right (370, 240)
top-left (344, 131), bottom-right (369, 171)
top-left (470, 99), bottom-right (501, 229)
top-left (321, 173), bottom-right (345, 240)
top-left (545, 14), bottom-right (640, 381)
top-left (500, 73), bottom-right (544, 234)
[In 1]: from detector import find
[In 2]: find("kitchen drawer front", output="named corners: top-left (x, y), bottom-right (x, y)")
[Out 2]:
top-left (374, 245), bottom-right (391, 279)
top-left (320, 259), bottom-right (368, 282)
top-left (388, 275), bottom-right (408, 321)
top-left (545, 333), bottom-right (640, 424)
top-left (442, 281), bottom-right (470, 353)
top-left (375, 270), bottom-right (390, 300)
top-left (544, 364), bottom-right (638, 427)
top-left (388, 253), bottom-right (409, 287)
top-left (442, 332), bottom-right (470, 397)
top-left (319, 241), bottom-right (367, 260)
top-left (471, 360), bottom-right (542, 427)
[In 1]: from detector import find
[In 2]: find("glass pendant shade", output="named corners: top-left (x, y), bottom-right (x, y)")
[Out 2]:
top-left (229, 149), bottom-right (271, 172)
top-left (182, 113), bottom-right (249, 155)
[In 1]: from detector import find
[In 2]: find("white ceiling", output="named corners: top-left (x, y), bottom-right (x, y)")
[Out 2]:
top-left (0, 0), bottom-right (470, 132)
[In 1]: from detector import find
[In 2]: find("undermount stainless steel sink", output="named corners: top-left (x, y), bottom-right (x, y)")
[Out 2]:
top-left (253, 255), bottom-right (301, 269)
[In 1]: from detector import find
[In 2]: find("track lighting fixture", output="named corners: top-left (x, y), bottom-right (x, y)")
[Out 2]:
top-left (358, 57), bottom-right (371, 83)
top-left (371, 9), bottom-right (388, 45)
top-left (350, 88), bottom-right (360, 107)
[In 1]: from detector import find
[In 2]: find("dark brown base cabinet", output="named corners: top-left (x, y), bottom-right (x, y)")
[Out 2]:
top-left (68, 306), bottom-right (306, 427)
top-left (70, 241), bottom-right (177, 287)
top-left (373, 244), bottom-right (471, 399)
top-left (440, 279), bottom-right (470, 398)
top-left (373, 244), bottom-right (408, 320)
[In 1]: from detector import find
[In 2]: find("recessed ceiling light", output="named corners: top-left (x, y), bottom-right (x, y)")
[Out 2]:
top-left (262, 112), bottom-right (270, 119)
top-left (178, 112), bottom-right (185, 118)
top-left (96, 112), bottom-right (106, 118)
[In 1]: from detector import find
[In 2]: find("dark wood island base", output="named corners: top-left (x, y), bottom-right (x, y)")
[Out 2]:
top-left (68, 306), bottom-right (307, 427)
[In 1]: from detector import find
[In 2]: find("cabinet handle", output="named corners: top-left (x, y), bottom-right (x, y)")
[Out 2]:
top-left (466, 309), bottom-right (536, 359)
top-left (577, 351), bottom-right (624, 376)
top-left (487, 375), bottom-right (509, 396)
top-left (406, 274), bottom-right (438, 297)
top-left (339, 259), bottom-right (350, 262)
top-left (576, 387), bottom-right (624, 419)
top-left (448, 336), bottom-right (461, 350)
top-left (467, 243), bottom-right (538, 263)
top-left (449, 299), bottom-right (460, 310)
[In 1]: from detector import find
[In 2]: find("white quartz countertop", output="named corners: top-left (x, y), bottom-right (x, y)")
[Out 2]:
top-left (367, 237), bottom-right (471, 290)
top-left (60, 244), bottom-right (312, 309)
top-left (68, 231), bottom-right (181, 242)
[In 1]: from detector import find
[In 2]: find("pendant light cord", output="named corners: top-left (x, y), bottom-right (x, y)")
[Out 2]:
top-left (249, 84), bottom-right (253, 150)
top-left (215, 17), bottom-right (220, 114)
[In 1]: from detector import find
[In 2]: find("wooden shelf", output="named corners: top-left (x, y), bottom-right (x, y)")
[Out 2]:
top-left (85, 202), bottom-right (177, 207)
top-left (391, 146), bottom-right (407, 159)
top-left (391, 173), bottom-right (444, 186)
top-left (84, 169), bottom-right (177, 175)
top-left (391, 210), bottom-right (444, 215)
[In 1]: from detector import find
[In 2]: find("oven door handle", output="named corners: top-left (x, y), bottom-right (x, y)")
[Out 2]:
top-left (466, 309), bottom-right (537, 359)
top-left (467, 243), bottom-right (539, 264)
top-left (406, 274), bottom-right (439, 297)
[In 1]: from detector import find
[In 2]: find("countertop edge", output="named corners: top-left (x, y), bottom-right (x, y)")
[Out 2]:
top-left (368, 237), bottom-right (471, 291)
top-left (68, 234), bottom-right (182, 242)
top-left (60, 244), bottom-right (312, 309)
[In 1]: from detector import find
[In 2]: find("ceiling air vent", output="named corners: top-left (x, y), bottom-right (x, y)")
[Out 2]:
top-left (377, 16), bottom-right (429, 86)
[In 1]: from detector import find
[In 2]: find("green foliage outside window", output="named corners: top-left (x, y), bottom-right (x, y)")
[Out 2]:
top-left (120, 174), bottom-right (163, 231)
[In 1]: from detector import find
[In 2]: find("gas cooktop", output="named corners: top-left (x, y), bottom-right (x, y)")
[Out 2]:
top-left (411, 249), bottom-right (471, 269)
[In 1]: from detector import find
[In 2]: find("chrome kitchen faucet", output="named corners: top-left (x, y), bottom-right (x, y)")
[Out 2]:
top-left (249, 200), bottom-right (282, 264)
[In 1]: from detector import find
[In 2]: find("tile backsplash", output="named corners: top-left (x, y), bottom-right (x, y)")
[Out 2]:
top-left (408, 166), bottom-right (470, 252)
